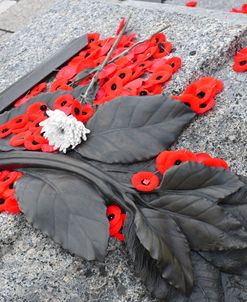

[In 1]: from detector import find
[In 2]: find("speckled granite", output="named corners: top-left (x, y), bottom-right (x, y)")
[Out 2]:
top-left (0, 0), bottom-right (247, 301)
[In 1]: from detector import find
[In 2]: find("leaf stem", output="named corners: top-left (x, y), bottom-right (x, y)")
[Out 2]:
top-left (79, 16), bottom-right (131, 104)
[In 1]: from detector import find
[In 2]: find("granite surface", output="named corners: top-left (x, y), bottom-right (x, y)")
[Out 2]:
top-left (0, 0), bottom-right (247, 301)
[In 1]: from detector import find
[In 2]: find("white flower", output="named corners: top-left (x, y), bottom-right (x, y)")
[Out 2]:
top-left (40, 110), bottom-right (90, 153)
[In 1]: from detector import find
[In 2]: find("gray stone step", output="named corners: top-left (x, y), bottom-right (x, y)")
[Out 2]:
top-left (0, 0), bottom-right (246, 301)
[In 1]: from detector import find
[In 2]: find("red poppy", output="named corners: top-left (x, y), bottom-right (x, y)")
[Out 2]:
top-left (88, 32), bottom-right (100, 44)
top-left (49, 79), bottom-right (68, 92)
top-left (150, 33), bottom-right (166, 45)
top-left (146, 67), bottom-right (173, 85)
top-left (103, 77), bottom-right (123, 96)
top-left (233, 47), bottom-right (247, 72)
top-left (56, 65), bottom-right (77, 81)
top-left (30, 82), bottom-right (47, 97)
top-left (113, 214), bottom-right (126, 241)
top-left (10, 131), bottom-right (31, 147)
top-left (27, 102), bottom-right (49, 120)
top-left (165, 57), bottom-right (182, 73)
top-left (172, 77), bottom-right (224, 114)
top-left (0, 122), bottom-right (12, 138)
top-left (131, 171), bottom-right (160, 192)
top-left (54, 94), bottom-right (74, 114)
top-left (153, 42), bottom-right (171, 59)
top-left (186, 1), bottom-right (197, 7)
top-left (8, 114), bottom-right (28, 130)
top-left (98, 64), bottom-right (117, 79)
top-left (24, 134), bottom-right (42, 151)
top-left (71, 100), bottom-right (95, 123)
top-left (132, 41), bottom-right (150, 55)
top-left (124, 79), bottom-right (143, 94)
top-left (0, 171), bottom-right (21, 187)
top-left (195, 153), bottom-right (229, 169)
top-left (142, 84), bottom-right (163, 94)
top-left (156, 150), bottom-right (197, 174)
top-left (15, 95), bottom-right (32, 107)
top-left (0, 195), bottom-right (21, 214)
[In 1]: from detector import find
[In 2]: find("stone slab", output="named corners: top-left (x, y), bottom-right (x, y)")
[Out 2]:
top-left (0, 0), bottom-right (54, 32)
top-left (0, 0), bottom-right (15, 14)
top-left (0, 0), bottom-right (246, 301)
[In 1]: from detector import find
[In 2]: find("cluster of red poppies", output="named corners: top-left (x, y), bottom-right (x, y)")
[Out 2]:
top-left (107, 205), bottom-right (126, 241)
top-left (0, 96), bottom-right (94, 152)
top-left (231, 4), bottom-right (247, 14)
top-left (131, 150), bottom-right (228, 192)
top-left (233, 47), bottom-right (247, 72)
top-left (0, 170), bottom-right (23, 214)
top-left (15, 30), bottom-right (181, 107)
top-left (172, 77), bottom-right (224, 114)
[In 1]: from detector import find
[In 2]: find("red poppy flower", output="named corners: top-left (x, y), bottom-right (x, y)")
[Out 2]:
top-left (103, 77), bottom-right (123, 96)
top-left (130, 67), bottom-right (146, 81)
top-left (41, 144), bottom-right (56, 153)
top-left (124, 79), bottom-right (143, 94)
top-left (107, 205), bottom-right (121, 225)
top-left (146, 67), bottom-right (173, 85)
top-left (165, 57), bottom-right (182, 73)
top-left (49, 79), bottom-right (68, 92)
top-left (0, 195), bottom-right (21, 214)
top-left (156, 150), bottom-right (197, 174)
top-left (10, 131), bottom-right (31, 147)
top-left (27, 102), bottom-right (49, 120)
top-left (114, 68), bottom-right (133, 85)
top-left (56, 65), bottom-right (77, 81)
top-left (113, 214), bottom-right (126, 241)
top-left (88, 32), bottom-right (100, 44)
top-left (186, 1), bottom-right (197, 7)
top-left (15, 95), bottom-right (32, 107)
top-left (0, 171), bottom-right (21, 187)
top-left (0, 122), bottom-right (12, 138)
top-left (142, 84), bottom-right (163, 94)
top-left (233, 47), bottom-right (247, 72)
top-left (24, 134), bottom-right (42, 151)
top-left (30, 82), bottom-right (47, 97)
top-left (98, 64), bottom-right (117, 79)
top-left (150, 33), bottom-right (166, 45)
top-left (71, 100), bottom-right (95, 123)
top-left (132, 41), bottom-right (150, 55)
top-left (153, 42), bottom-right (172, 59)
top-left (148, 59), bottom-right (168, 72)
top-left (54, 94), bottom-right (74, 114)
top-left (132, 171), bottom-right (160, 192)
top-left (8, 114), bottom-right (28, 130)
top-left (202, 158), bottom-right (229, 170)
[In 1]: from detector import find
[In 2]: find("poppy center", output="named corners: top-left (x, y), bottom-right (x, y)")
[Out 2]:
top-left (74, 108), bottom-right (80, 115)
top-left (0, 198), bottom-right (4, 205)
top-left (16, 119), bottom-right (22, 123)
top-left (171, 63), bottom-right (175, 68)
top-left (108, 214), bottom-right (115, 221)
top-left (111, 84), bottom-right (117, 90)
top-left (142, 178), bottom-right (151, 186)
top-left (32, 140), bottom-right (39, 145)
top-left (197, 91), bottom-right (206, 99)
top-left (174, 160), bottom-right (182, 165)
top-left (119, 73), bottom-right (126, 79)
top-left (2, 128), bottom-right (8, 133)
top-left (158, 43), bottom-right (165, 53)
top-left (140, 91), bottom-right (148, 96)
top-left (184, 102), bottom-right (191, 107)
top-left (240, 60), bottom-right (247, 66)
top-left (156, 76), bottom-right (163, 80)
top-left (40, 105), bottom-right (47, 111)
top-left (199, 103), bottom-right (207, 108)
top-left (61, 101), bottom-right (67, 106)
top-left (9, 183), bottom-right (14, 189)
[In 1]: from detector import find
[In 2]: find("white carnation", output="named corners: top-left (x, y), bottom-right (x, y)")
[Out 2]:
top-left (40, 110), bottom-right (90, 153)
